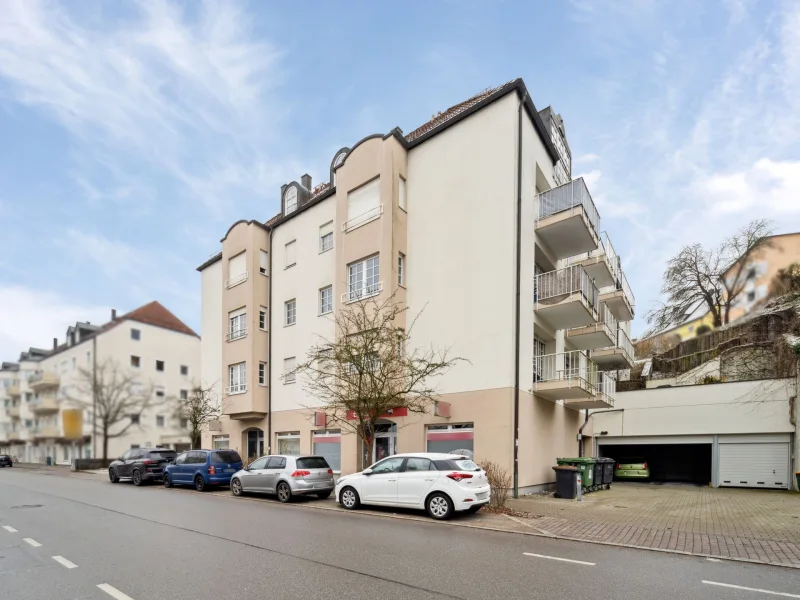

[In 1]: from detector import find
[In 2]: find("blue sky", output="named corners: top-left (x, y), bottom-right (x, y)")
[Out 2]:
top-left (1, 0), bottom-right (799, 359)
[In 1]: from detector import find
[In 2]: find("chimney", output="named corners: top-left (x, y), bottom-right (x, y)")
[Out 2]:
top-left (301, 174), bottom-right (312, 191)
top-left (111, 308), bottom-right (117, 321)
top-left (53, 337), bottom-right (57, 350)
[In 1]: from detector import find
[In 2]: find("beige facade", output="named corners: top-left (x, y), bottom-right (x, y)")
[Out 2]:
top-left (199, 79), bottom-right (635, 492)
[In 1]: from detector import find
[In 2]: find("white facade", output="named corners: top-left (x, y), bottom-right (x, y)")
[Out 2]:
top-left (200, 259), bottom-right (223, 405)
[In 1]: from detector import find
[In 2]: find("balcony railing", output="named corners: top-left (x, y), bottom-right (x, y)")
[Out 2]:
top-left (30, 371), bottom-right (60, 391)
top-left (30, 396), bottom-right (60, 413)
top-left (597, 372), bottom-right (616, 407)
top-left (599, 267), bottom-right (636, 318)
top-left (599, 304), bottom-right (618, 339)
top-left (567, 231), bottom-right (620, 275)
top-left (226, 328), bottom-right (247, 342)
top-left (534, 178), bottom-right (600, 238)
top-left (342, 205), bottom-right (383, 233)
top-left (225, 384), bottom-right (247, 396)
top-left (342, 281), bottom-right (383, 304)
top-left (534, 350), bottom-right (598, 392)
top-left (32, 425), bottom-right (60, 440)
top-left (617, 327), bottom-right (634, 363)
top-left (535, 266), bottom-right (599, 311)
top-left (226, 271), bottom-right (248, 289)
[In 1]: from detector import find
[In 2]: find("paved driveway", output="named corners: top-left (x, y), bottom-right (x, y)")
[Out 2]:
top-left (508, 483), bottom-right (800, 567)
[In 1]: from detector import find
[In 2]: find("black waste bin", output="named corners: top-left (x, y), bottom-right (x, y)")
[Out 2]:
top-left (553, 465), bottom-right (579, 499)
top-left (597, 458), bottom-right (615, 489)
top-left (46, 456), bottom-right (52, 466)
top-left (593, 460), bottom-right (604, 491)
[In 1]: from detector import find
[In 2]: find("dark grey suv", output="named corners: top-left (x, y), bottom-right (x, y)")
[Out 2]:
top-left (109, 448), bottom-right (177, 486)
top-left (0, 454), bottom-right (12, 467)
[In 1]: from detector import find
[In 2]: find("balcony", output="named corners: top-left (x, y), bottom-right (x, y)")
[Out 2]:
top-left (342, 281), bottom-right (383, 304)
top-left (8, 384), bottom-right (21, 398)
top-left (564, 371), bottom-right (615, 410)
top-left (30, 371), bottom-right (60, 392)
top-left (6, 405), bottom-right (20, 419)
top-left (566, 304), bottom-right (617, 351)
top-left (566, 231), bottom-right (619, 289)
top-left (226, 271), bottom-right (248, 289)
top-left (7, 430), bottom-right (23, 444)
top-left (534, 266), bottom-right (599, 329)
top-left (32, 425), bottom-right (60, 441)
top-left (533, 350), bottom-right (598, 401)
top-left (599, 269), bottom-right (635, 322)
top-left (226, 327), bottom-right (247, 342)
top-left (591, 327), bottom-right (635, 371)
top-left (343, 205), bottom-right (383, 233)
top-left (534, 178), bottom-right (600, 260)
top-left (31, 395), bottom-right (60, 415)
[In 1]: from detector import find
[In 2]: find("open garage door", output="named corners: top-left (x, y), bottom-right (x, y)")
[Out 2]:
top-left (598, 437), bottom-right (712, 485)
top-left (718, 435), bottom-right (791, 490)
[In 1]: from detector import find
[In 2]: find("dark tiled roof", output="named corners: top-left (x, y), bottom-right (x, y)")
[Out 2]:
top-left (196, 252), bottom-right (222, 272)
top-left (119, 301), bottom-right (198, 338)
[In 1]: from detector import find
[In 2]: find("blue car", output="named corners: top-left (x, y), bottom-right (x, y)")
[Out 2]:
top-left (163, 449), bottom-right (243, 492)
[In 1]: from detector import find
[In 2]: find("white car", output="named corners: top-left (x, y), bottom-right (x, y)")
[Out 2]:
top-left (335, 453), bottom-right (490, 520)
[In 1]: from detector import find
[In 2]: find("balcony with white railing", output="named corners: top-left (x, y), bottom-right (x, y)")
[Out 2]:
top-left (6, 405), bottom-right (20, 419)
top-left (226, 327), bottom-right (247, 342)
top-left (534, 266), bottom-right (599, 330)
top-left (591, 326), bottom-right (635, 371)
top-left (32, 425), bottom-right (60, 441)
top-left (30, 395), bottom-right (60, 415)
top-left (564, 371), bottom-right (615, 410)
top-left (342, 205), bottom-right (383, 233)
top-left (533, 350), bottom-right (598, 401)
top-left (534, 178), bottom-right (600, 260)
top-left (566, 303), bottom-right (617, 351)
top-left (566, 231), bottom-right (619, 289)
top-left (8, 384), bottom-right (21, 398)
top-left (342, 281), bottom-right (383, 304)
top-left (599, 268), bottom-right (635, 322)
top-left (29, 371), bottom-right (60, 392)
top-left (226, 271), bottom-right (248, 289)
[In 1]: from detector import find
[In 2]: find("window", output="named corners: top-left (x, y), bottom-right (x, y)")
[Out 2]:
top-left (285, 299), bottom-right (296, 326)
top-left (227, 252), bottom-right (247, 288)
top-left (212, 435), bottom-right (230, 450)
top-left (346, 255), bottom-right (380, 302)
top-left (399, 177), bottom-right (407, 211)
top-left (398, 252), bottom-right (405, 287)
top-left (180, 418), bottom-right (189, 430)
top-left (180, 389), bottom-right (188, 400)
top-left (285, 240), bottom-right (296, 268)
top-left (259, 250), bottom-right (268, 276)
top-left (427, 423), bottom-right (474, 455)
top-left (345, 178), bottom-right (381, 231)
top-left (533, 337), bottom-right (546, 382)
top-left (156, 360), bottom-right (164, 372)
top-left (371, 457), bottom-right (404, 474)
top-left (156, 415), bottom-right (165, 428)
top-left (131, 328), bottom-right (141, 341)
top-left (259, 307), bottom-right (267, 330)
top-left (228, 362), bottom-right (246, 394)
top-left (258, 362), bottom-right (267, 385)
top-left (180, 365), bottom-right (189, 376)
top-left (284, 357), bottom-right (296, 384)
top-left (319, 286), bottom-right (333, 315)
top-left (228, 308), bottom-right (247, 341)
top-left (155, 386), bottom-right (165, 398)
top-left (284, 186), bottom-right (297, 214)
top-left (267, 456), bottom-right (287, 469)
top-left (212, 450), bottom-right (241, 464)
top-left (405, 457), bottom-right (434, 472)
top-left (248, 457), bottom-right (268, 470)
top-left (130, 415), bottom-right (140, 425)
top-left (313, 430), bottom-right (341, 471)
top-left (319, 221), bottom-right (334, 253)
top-left (276, 432), bottom-right (300, 455)
top-left (131, 355), bottom-right (140, 368)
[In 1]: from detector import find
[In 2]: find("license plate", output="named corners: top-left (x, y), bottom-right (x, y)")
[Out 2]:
top-left (476, 492), bottom-right (489, 500)
top-left (225, 469), bottom-right (235, 473)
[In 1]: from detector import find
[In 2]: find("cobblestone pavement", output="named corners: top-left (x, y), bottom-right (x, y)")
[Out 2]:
top-left (507, 482), bottom-right (800, 567)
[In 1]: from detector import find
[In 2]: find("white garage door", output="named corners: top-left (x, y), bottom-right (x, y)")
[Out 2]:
top-left (719, 443), bottom-right (790, 489)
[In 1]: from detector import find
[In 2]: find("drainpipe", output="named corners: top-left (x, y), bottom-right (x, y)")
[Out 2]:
top-left (581, 408), bottom-right (624, 457)
top-left (267, 227), bottom-right (273, 454)
top-left (92, 335), bottom-right (97, 460)
top-left (512, 90), bottom-right (527, 498)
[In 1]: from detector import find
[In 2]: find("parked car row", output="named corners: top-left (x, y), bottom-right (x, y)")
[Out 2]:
top-left (108, 449), bottom-right (491, 520)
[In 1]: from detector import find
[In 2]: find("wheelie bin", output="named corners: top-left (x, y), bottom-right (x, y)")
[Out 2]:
top-left (596, 457), bottom-right (616, 489)
top-left (556, 457), bottom-right (596, 492)
top-left (552, 465), bottom-right (579, 499)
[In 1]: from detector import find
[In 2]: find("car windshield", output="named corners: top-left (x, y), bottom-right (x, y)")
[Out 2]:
top-left (620, 457), bottom-right (646, 464)
top-left (296, 457), bottom-right (330, 469)
top-left (452, 459), bottom-right (480, 471)
top-left (212, 451), bottom-right (242, 464)
top-left (148, 451), bottom-right (176, 461)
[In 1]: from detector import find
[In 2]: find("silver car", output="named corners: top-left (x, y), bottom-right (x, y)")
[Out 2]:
top-left (230, 454), bottom-right (335, 502)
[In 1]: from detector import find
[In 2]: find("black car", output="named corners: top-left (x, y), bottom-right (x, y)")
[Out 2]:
top-left (0, 455), bottom-right (12, 467)
top-left (109, 448), bottom-right (177, 486)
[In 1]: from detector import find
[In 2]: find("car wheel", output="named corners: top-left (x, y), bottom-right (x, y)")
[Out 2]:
top-left (467, 505), bottom-right (482, 514)
top-left (231, 478), bottom-right (243, 497)
top-left (194, 475), bottom-right (206, 492)
top-left (276, 482), bottom-right (292, 503)
top-left (163, 474), bottom-right (172, 488)
top-left (109, 468), bottom-right (120, 483)
top-left (339, 486), bottom-right (360, 510)
top-left (132, 469), bottom-right (143, 486)
top-left (316, 490), bottom-right (333, 500)
top-left (426, 492), bottom-right (453, 520)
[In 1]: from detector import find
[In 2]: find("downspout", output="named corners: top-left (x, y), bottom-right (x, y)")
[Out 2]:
top-left (581, 408), bottom-right (625, 457)
top-left (267, 227), bottom-right (273, 454)
top-left (513, 90), bottom-right (527, 498)
top-left (92, 335), bottom-right (97, 459)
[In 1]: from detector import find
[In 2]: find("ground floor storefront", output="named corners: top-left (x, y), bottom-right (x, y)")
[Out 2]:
top-left (202, 387), bottom-right (587, 492)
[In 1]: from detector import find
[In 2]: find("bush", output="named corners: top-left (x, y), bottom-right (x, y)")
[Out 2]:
top-left (698, 374), bottom-right (720, 385)
top-left (479, 460), bottom-right (512, 509)
top-left (696, 324), bottom-right (712, 336)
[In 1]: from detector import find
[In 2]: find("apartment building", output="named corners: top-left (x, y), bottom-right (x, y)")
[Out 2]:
top-left (0, 302), bottom-right (200, 463)
top-left (198, 78), bottom-right (635, 492)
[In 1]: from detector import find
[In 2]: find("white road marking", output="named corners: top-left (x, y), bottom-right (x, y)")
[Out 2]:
top-left (2, 526), bottom-right (17, 532)
top-left (52, 556), bottom-right (78, 569)
top-left (702, 581), bottom-right (800, 598)
top-left (23, 538), bottom-right (42, 547)
top-left (523, 552), bottom-right (596, 566)
top-left (97, 584), bottom-right (136, 600)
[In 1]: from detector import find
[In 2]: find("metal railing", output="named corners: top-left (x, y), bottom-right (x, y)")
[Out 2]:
top-left (533, 350), bottom-right (598, 393)
top-left (617, 327), bottom-right (634, 363)
top-left (566, 231), bottom-right (620, 276)
top-left (534, 266), bottom-right (599, 312)
top-left (599, 268), bottom-right (636, 313)
top-left (534, 178), bottom-right (600, 239)
top-left (342, 281), bottom-right (383, 304)
top-left (599, 304), bottom-right (618, 339)
top-left (597, 372), bottom-right (616, 407)
top-left (342, 205), bottom-right (383, 233)
top-left (226, 327), bottom-right (247, 342)
top-left (226, 271), bottom-right (248, 289)
top-left (224, 384), bottom-right (247, 395)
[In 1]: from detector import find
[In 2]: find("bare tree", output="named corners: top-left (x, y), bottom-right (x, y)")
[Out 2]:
top-left (71, 359), bottom-right (158, 461)
top-left (179, 385), bottom-right (221, 449)
top-left (647, 219), bottom-right (773, 332)
top-left (293, 294), bottom-right (466, 470)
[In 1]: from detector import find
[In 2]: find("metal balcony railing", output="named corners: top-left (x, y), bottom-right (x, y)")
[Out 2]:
top-left (600, 268), bottom-right (636, 311)
top-left (617, 327), bottom-right (634, 363)
top-left (342, 281), bottom-right (383, 304)
top-left (225, 384), bottom-right (247, 395)
top-left (566, 231), bottom-right (620, 276)
top-left (597, 372), bottom-right (616, 407)
top-left (226, 327), bottom-right (247, 342)
top-left (342, 205), bottom-right (383, 233)
top-left (534, 178), bottom-right (600, 238)
top-left (226, 271), bottom-right (248, 289)
top-left (599, 304), bottom-right (618, 339)
top-left (535, 266), bottom-right (599, 312)
top-left (533, 350), bottom-right (598, 392)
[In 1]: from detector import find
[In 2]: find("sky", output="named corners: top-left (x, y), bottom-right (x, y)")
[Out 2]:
top-left (0, 0), bottom-right (799, 360)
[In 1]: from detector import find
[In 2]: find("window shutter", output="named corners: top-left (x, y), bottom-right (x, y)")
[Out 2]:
top-left (347, 178), bottom-right (380, 220)
top-left (285, 241), bottom-right (296, 267)
top-left (320, 221), bottom-right (333, 238)
top-left (229, 253), bottom-right (246, 279)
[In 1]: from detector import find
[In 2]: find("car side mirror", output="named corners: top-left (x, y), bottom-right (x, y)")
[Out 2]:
top-left (363, 468), bottom-right (373, 475)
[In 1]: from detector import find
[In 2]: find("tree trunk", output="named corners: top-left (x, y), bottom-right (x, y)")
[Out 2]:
top-left (102, 425), bottom-right (109, 462)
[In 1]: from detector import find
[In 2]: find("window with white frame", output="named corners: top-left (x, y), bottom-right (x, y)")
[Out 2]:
top-left (228, 362), bottom-right (246, 394)
top-left (313, 430), bottom-right (341, 471)
top-left (398, 252), bottom-right (405, 287)
top-left (283, 357), bottom-right (296, 384)
top-left (285, 240), bottom-right (296, 268)
top-left (346, 254), bottom-right (380, 301)
top-left (258, 361), bottom-right (267, 385)
top-left (285, 299), bottom-right (296, 326)
top-left (284, 186), bottom-right (297, 214)
top-left (259, 250), bottom-right (268, 275)
top-left (533, 336), bottom-right (546, 382)
top-left (212, 435), bottom-right (230, 450)
top-left (319, 221), bottom-right (333, 253)
top-left (259, 306), bottom-right (267, 331)
top-left (319, 286), bottom-right (333, 315)
top-left (228, 308), bottom-right (247, 341)
top-left (227, 252), bottom-right (247, 288)
top-left (156, 415), bottom-right (165, 428)
top-left (345, 178), bottom-right (381, 230)
top-left (426, 423), bottom-right (474, 455)
top-left (277, 431), bottom-right (300, 455)
top-left (399, 177), bottom-right (407, 211)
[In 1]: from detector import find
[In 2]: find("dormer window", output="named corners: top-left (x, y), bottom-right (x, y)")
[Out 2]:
top-left (285, 186), bottom-right (298, 215)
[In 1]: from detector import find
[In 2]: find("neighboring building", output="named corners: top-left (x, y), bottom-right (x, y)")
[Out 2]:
top-left (198, 79), bottom-right (636, 492)
top-left (633, 311), bottom-right (716, 358)
top-left (0, 302), bottom-right (200, 463)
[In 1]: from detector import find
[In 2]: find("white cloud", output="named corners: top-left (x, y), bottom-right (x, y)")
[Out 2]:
top-left (574, 153), bottom-right (600, 164)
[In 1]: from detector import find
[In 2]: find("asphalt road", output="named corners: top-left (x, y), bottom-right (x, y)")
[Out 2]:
top-left (1, 468), bottom-right (798, 600)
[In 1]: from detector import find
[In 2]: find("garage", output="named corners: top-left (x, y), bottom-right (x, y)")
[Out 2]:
top-left (597, 435), bottom-right (712, 485)
top-left (718, 434), bottom-right (791, 490)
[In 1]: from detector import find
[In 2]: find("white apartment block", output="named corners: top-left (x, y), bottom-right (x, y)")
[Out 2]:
top-left (0, 302), bottom-right (200, 463)
top-left (198, 79), bottom-right (635, 492)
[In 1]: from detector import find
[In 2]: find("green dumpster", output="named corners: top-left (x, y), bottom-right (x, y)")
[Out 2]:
top-left (557, 457), bottom-right (597, 492)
